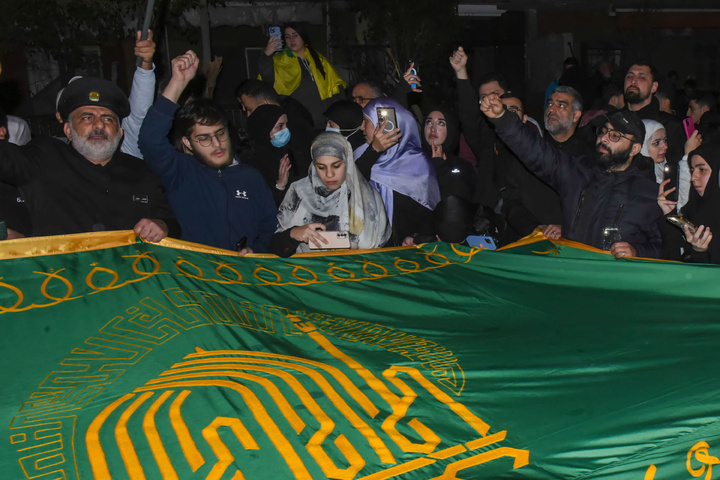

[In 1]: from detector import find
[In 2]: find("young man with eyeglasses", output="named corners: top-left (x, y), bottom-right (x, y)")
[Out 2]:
top-left (481, 93), bottom-right (662, 259)
top-left (139, 50), bottom-right (276, 254)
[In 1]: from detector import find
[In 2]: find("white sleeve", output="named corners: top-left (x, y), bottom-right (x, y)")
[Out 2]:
top-left (121, 65), bottom-right (156, 158)
top-left (677, 154), bottom-right (691, 215)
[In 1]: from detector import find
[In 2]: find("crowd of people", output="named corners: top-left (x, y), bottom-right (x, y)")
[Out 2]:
top-left (1, 23), bottom-right (719, 263)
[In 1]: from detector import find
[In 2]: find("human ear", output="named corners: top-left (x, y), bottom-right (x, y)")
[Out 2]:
top-left (182, 136), bottom-right (193, 152)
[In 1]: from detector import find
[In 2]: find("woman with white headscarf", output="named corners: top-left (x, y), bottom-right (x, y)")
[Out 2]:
top-left (271, 132), bottom-right (391, 257)
top-left (642, 118), bottom-right (700, 214)
top-left (641, 119), bottom-right (669, 184)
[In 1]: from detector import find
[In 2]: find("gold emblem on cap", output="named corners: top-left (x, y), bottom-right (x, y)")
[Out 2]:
top-left (89, 91), bottom-right (100, 102)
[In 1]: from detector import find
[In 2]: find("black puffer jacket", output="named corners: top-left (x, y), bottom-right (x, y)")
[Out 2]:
top-left (491, 112), bottom-right (663, 257)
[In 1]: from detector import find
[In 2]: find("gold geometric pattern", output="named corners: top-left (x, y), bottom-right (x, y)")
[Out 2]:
top-left (84, 316), bottom-right (529, 479)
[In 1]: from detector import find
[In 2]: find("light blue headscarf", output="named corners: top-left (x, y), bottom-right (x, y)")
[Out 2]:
top-left (354, 98), bottom-right (440, 221)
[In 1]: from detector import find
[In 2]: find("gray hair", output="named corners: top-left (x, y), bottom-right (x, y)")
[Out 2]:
top-left (551, 85), bottom-right (584, 113)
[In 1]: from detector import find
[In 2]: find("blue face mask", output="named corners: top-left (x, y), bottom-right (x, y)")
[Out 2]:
top-left (325, 127), bottom-right (341, 134)
top-left (271, 128), bottom-right (291, 148)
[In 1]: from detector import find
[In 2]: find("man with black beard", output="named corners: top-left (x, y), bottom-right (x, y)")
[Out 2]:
top-left (0, 77), bottom-right (178, 240)
top-left (481, 93), bottom-right (662, 259)
top-left (623, 62), bottom-right (685, 195)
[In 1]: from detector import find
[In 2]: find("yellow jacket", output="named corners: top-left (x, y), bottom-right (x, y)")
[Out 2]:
top-left (262, 48), bottom-right (346, 101)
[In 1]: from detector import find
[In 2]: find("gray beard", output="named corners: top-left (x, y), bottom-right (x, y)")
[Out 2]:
top-left (544, 116), bottom-right (573, 136)
top-left (70, 124), bottom-right (121, 162)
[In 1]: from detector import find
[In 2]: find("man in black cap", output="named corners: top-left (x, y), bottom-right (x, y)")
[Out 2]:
top-left (0, 77), bottom-right (178, 240)
top-left (480, 93), bottom-right (662, 259)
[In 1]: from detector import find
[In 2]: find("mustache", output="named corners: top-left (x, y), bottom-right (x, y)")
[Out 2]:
top-left (86, 130), bottom-right (109, 140)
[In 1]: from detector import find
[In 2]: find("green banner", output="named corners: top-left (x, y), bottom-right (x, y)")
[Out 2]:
top-left (2, 232), bottom-right (720, 479)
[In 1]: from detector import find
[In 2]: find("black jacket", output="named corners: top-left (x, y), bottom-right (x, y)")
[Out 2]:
top-left (0, 138), bottom-right (179, 237)
top-left (455, 78), bottom-right (562, 238)
top-left (491, 112), bottom-right (663, 258)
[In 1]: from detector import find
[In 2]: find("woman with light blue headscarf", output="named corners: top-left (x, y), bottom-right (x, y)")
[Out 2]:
top-left (354, 98), bottom-right (440, 245)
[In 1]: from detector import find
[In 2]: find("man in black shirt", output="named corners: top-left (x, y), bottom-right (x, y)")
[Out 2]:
top-left (0, 77), bottom-right (178, 240)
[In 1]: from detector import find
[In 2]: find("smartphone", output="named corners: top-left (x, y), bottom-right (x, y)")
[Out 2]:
top-left (466, 235), bottom-right (497, 250)
top-left (268, 25), bottom-right (282, 50)
top-left (376, 107), bottom-right (398, 134)
top-left (235, 236), bottom-right (247, 252)
top-left (309, 231), bottom-right (351, 250)
top-left (666, 215), bottom-right (697, 236)
top-left (602, 226), bottom-right (622, 251)
top-left (407, 61), bottom-right (418, 89)
top-left (663, 164), bottom-right (678, 202)
top-left (663, 164), bottom-right (672, 181)
top-left (683, 117), bottom-right (696, 139)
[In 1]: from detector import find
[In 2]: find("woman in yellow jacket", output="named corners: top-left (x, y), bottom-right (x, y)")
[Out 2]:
top-left (258, 23), bottom-right (346, 130)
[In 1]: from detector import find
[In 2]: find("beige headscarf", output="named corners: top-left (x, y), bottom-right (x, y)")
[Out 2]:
top-left (276, 132), bottom-right (391, 252)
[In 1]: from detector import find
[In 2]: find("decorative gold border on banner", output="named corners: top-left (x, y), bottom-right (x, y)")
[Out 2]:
top-left (497, 230), bottom-right (679, 263)
top-left (0, 229), bottom-right (679, 263)
top-left (0, 231), bottom-right (418, 261)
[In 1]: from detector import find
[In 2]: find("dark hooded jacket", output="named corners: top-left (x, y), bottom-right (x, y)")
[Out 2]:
top-left (490, 111), bottom-right (663, 257)
top-left (139, 96), bottom-right (275, 251)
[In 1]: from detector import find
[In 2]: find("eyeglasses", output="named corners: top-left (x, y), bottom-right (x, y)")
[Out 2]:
top-left (351, 95), bottom-right (376, 105)
top-left (596, 126), bottom-right (634, 143)
top-left (192, 128), bottom-right (229, 147)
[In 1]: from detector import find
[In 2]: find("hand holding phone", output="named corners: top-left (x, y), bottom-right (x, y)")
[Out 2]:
top-left (666, 214), bottom-right (697, 236)
top-left (265, 26), bottom-right (283, 55)
top-left (405, 61), bottom-right (421, 91)
top-left (376, 107), bottom-right (398, 134)
top-left (308, 231), bottom-right (351, 250)
top-left (683, 117), bottom-right (696, 139)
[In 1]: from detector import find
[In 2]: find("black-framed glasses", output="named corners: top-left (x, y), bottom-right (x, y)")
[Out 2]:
top-left (192, 128), bottom-right (229, 147)
top-left (596, 126), bottom-right (634, 143)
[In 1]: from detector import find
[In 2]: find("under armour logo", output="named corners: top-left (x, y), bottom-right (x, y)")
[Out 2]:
top-left (235, 190), bottom-right (249, 200)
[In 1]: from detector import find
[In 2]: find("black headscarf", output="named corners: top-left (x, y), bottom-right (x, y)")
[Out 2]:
top-left (323, 100), bottom-right (365, 151)
top-left (245, 104), bottom-right (310, 207)
top-left (683, 141), bottom-right (720, 261)
top-left (420, 105), bottom-right (475, 201)
top-left (421, 105), bottom-right (460, 155)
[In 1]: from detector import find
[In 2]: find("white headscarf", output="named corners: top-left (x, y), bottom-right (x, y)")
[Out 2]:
top-left (641, 119), bottom-right (665, 158)
top-left (276, 132), bottom-right (391, 253)
top-left (641, 119), bottom-right (667, 184)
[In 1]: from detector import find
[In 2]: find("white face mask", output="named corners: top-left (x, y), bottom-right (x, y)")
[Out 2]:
top-left (344, 126), bottom-right (362, 140)
top-left (325, 127), bottom-right (341, 134)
